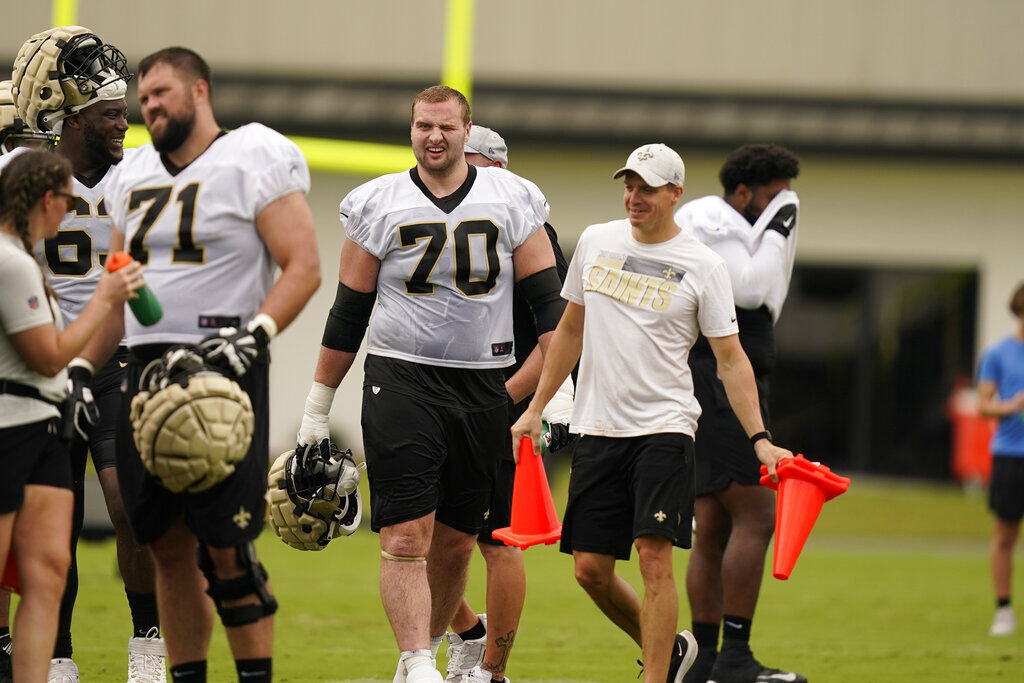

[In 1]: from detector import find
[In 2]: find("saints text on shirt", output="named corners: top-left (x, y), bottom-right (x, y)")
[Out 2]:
top-left (583, 251), bottom-right (685, 311)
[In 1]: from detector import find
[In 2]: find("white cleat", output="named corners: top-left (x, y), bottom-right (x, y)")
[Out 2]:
top-left (989, 605), bottom-right (1017, 636)
top-left (445, 614), bottom-right (488, 681)
top-left (452, 667), bottom-right (507, 683)
top-left (127, 627), bottom-right (167, 682)
top-left (47, 658), bottom-right (80, 683)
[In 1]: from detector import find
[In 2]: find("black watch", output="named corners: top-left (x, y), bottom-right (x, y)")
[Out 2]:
top-left (749, 430), bottom-right (772, 446)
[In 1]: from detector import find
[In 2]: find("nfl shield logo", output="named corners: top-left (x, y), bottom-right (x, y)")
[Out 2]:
top-left (28, 296), bottom-right (39, 309)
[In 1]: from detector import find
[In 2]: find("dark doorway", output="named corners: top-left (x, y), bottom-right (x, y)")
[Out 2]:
top-left (770, 265), bottom-right (978, 478)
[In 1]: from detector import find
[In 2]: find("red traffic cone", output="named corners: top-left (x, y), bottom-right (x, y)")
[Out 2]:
top-left (760, 454), bottom-right (850, 580)
top-left (1, 550), bottom-right (18, 594)
top-left (492, 437), bottom-right (562, 549)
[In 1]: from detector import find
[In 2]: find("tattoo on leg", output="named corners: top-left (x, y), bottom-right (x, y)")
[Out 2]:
top-left (482, 629), bottom-right (516, 676)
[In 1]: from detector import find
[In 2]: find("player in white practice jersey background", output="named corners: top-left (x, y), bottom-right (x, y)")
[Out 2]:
top-left (674, 144), bottom-right (803, 683)
top-left (80, 47), bottom-right (320, 683)
top-left (296, 86), bottom-right (564, 682)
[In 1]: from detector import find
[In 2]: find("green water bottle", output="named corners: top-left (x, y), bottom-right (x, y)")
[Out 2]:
top-left (106, 251), bottom-right (162, 326)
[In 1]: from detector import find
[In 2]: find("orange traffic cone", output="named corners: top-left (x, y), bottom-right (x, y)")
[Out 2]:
top-left (492, 437), bottom-right (562, 549)
top-left (1, 550), bottom-right (18, 593)
top-left (760, 454), bottom-right (850, 580)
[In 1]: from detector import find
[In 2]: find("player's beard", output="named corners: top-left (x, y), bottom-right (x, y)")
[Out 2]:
top-left (151, 103), bottom-right (196, 154)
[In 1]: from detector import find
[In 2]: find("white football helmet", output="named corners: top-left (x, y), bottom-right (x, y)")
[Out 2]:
top-left (0, 80), bottom-right (55, 153)
top-left (11, 26), bottom-right (131, 135)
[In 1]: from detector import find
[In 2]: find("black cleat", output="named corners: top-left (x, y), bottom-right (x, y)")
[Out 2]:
top-left (683, 646), bottom-right (717, 683)
top-left (667, 630), bottom-right (699, 683)
top-left (706, 643), bottom-right (806, 683)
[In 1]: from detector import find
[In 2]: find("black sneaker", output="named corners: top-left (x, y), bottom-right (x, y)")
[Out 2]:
top-left (667, 630), bottom-right (699, 683)
top-left (683, 647), bottom-right (717, 683)
top-left (707, 643), bottom-right (807, 683)
top-left (0, 646), bottom-right (11, 683)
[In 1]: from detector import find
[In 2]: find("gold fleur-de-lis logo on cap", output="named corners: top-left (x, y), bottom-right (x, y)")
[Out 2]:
top-left (636, 148), bottom-right (655, 161)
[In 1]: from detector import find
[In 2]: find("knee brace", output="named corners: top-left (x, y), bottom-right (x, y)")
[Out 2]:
top-left (197, 542), bottom-right (278, 627)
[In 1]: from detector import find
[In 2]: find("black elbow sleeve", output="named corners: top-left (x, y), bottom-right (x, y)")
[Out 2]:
top-left (519, 267), bottom-right (565, 334)
top-left (321, 282), bottom-right (376, 352)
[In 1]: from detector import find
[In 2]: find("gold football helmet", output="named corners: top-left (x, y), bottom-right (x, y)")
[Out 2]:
top-left (0, 80), bottom-right (55, 153)
top-left (11, 26), bottom-right (131, 135)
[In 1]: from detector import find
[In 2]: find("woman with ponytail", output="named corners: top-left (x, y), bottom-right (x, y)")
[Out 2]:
top-left (0, 150), bottom-right (140, 682)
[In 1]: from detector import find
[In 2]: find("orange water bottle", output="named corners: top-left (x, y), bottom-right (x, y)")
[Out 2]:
top-left (106, 251), bottom-right (162, 326)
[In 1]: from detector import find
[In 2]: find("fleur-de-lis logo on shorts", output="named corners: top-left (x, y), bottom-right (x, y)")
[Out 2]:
top-left (654, 510), bottom-right (667, 523)
top-left (233, 506), bottom-right (252, 529)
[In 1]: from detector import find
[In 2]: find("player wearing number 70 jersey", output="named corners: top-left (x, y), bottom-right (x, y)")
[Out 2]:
top-left (296, 86), bottom-right (564, 682)
top-left (82, 47), bottom-right (320, 682)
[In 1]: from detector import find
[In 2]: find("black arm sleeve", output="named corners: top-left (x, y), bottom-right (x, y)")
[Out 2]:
top-left (321, 282), bottom-right (377, 352)
top-left (519, 266), bottom-right (565, 334)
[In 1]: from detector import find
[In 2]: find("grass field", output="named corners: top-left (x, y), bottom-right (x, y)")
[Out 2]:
top-left (23, 467), bottom-right (1023, 682)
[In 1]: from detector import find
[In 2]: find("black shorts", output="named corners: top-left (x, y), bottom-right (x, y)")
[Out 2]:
top-left (989, 455), bottom-right (1024, 522)
top-left (116, 345), bottom-right (270, 547)
top-left (479, 397), bottom-right (522, 544)
top-left (691, 356), bottom-right (770, 496)
top-left (84, 347), bottom-right (127, 472)
top-left (0, 419), bottom-right (72, 513)
top-left (560, 433), bottom-right (694, 560)
top-left (361, 385), bottom-right (506, 535)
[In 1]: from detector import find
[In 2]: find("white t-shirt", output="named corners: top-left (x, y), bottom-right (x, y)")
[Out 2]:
top-left (675, 190), bottom-right (799, 322)
top-left (0, 232), bottom-right (66, 427)
top-left (105, 124), bottom-right (310, 346)
top-left (342, 165), bottom-right (548, 369)
top-left (563, 219), bottom-right (738, 438)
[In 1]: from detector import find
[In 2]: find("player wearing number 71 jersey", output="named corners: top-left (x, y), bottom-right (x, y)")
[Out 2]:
top-left (296, 86), bottom-right (564, 682)
top-left (82, 47), bottom-right (320, 681)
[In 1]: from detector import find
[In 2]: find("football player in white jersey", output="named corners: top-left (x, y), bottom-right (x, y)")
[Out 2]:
top-left (79, 47), bottom-right (320, 683)
top-left (7, 26), bottom-right (166, 682)
top-left (511, 144), bottom-right (793, 683)
top-left (296, 86), bottom-right (564, 682)
top-left (673, 145), bottom-right (804, 683)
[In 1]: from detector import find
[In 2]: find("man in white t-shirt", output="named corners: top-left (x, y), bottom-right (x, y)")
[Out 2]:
top-left (511, 144), bottom-right (792, 683)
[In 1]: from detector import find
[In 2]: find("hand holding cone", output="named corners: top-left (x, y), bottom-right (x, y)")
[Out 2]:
top-left (492, 437), bottom-right (562, 548)
top-left (759, 454), bottom-right (850, 580)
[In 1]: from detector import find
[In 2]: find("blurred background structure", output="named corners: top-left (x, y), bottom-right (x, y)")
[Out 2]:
top-left (4, 0), bottom-right (1022, 485)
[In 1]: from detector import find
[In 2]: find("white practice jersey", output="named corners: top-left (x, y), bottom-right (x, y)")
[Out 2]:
top-left (341, 165), bottom-right (548, 368)
top-left (105, 123), bottom-right (310, 346)
top-left (32, 149), bottom-right (136, 325)
top-left (675, 190), bottom-right (799, 322)
top-left (563, 219), bottom-right (738, 438)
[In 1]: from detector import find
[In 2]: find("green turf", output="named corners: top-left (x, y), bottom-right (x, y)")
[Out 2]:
top-left (24, 469), bottom-right (1024, 681)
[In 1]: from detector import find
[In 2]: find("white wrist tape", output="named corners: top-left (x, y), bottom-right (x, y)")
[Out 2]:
top-left (298, 382), bottom-right (337, 444)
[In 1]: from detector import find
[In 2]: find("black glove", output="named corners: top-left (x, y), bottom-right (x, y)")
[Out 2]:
top-left (61, 361), bottom-right (99, 443)
top-left (199, 323), bottom-right (269, 378)
top-left (545, 422), bottom-right (577, 454)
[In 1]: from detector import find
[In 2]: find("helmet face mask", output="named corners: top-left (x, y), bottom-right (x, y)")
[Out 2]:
top-left (58, 33), bottom-right (131, 98)
top-left (12, 26), bottom-right (132, 135)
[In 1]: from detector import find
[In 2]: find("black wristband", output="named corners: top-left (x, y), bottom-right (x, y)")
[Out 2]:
top-left (749, 430), bottom-right (772, 446)
top-left (67, 365), bottom-right (93, 383)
